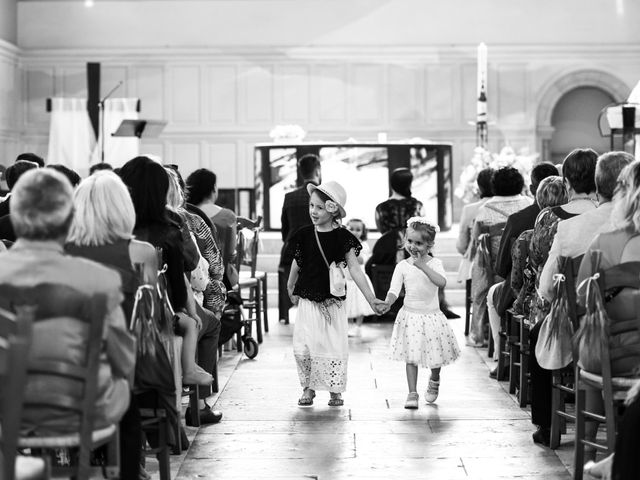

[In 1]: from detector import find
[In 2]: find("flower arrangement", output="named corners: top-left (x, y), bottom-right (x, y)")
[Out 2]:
top-left (455, 145), bottom-right (538, 203)
top-left (269, 124), bottom-right (306, 143)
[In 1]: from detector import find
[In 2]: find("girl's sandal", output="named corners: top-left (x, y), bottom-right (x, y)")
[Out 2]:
top-left (298, 389), bottom-right (315, 406)
top-left (328, 393), bottom-right (344, 406)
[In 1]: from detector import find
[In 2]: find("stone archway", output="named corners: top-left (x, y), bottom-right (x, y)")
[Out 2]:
top-left (536, 69), bottom-right (630, 162)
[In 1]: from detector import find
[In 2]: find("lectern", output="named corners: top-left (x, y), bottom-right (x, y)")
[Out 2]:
top-left (112, 119), bottom-right (167, 139)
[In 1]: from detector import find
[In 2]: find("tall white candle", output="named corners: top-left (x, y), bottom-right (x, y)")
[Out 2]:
top-left (477, 42), bottom-right (487, 96)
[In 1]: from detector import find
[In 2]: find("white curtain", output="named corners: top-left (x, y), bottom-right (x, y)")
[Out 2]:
top-left (91, 98), bottom-right (140, 168)
top-left (47, 98), bottom-right (96, 177)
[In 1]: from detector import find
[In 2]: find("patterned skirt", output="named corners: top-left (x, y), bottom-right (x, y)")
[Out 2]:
top-left (390, 307), bottom-right (461, 369)
top-left (293, 298), bottom-right (349, 392)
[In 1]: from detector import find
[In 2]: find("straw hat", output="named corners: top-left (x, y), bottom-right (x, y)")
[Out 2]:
top-left (307, 181), bottom-right (347, 218)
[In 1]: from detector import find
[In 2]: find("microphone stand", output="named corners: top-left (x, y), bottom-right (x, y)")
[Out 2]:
top-left (98, 81), bottom-right (123, 163)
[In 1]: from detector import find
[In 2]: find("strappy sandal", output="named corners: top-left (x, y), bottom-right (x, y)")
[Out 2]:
top-left (328, 393), bottom-right (344, 406)
top-left (298, 388), bottom-right (315, 406)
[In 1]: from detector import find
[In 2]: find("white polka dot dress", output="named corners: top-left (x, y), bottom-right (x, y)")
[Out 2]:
top-left (389, 258), bottom-right (460, 368)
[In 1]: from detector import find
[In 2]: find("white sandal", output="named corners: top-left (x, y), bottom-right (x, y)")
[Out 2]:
top-left (404, 392), bottom-right (419, 409)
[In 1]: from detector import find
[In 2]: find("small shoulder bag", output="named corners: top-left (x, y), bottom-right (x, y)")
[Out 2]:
top-left (314, 228), bottom-right (347, 297)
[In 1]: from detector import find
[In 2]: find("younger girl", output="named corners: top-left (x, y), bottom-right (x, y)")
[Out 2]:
top-left (287, 181), bottom-right (384, 407)
top-left (384, 217), bottom-right (460, 408)
top-left (345, 218), bottom-right (374, 337)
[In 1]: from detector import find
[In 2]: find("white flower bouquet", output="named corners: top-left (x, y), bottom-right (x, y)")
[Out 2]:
top-left (455, 146), bottom-right (537, 203)
top-left (269, 124), bottom-right (306, 143)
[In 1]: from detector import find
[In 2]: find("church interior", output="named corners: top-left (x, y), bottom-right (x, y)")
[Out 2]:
top-left (1, 1), bottom-right (640, 479)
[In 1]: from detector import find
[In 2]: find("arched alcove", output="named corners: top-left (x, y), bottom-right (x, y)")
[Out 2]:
top-left (549, 87), bottom-right (614, 163)
top-left (536, 70), bottom-right (630, 162)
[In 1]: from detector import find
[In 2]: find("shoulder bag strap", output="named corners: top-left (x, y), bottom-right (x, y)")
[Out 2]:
top-left (314, 228), bottom-right (331, 270)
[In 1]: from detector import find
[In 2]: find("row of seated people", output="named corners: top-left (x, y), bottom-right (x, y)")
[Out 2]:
top-left (0, 154), bottom-right (253, 479)
top-left (459, 148), bottom-right (640, 479)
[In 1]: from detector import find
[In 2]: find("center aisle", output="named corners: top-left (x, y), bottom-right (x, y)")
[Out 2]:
top-left (175, 310), bottom-right (572, 479)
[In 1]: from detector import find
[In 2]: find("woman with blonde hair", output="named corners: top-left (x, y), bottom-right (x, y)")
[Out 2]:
top-left (65, 170), bottom-right (160, 480)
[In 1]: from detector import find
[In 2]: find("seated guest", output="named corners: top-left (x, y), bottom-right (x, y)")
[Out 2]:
top-left (89, 162), bottom-right (113, 175)
top-left (0, 168), bottom-right (135, 433)
top-left (47, 164), bottom-right (81, 187)
top-left (119, 156), bottom-right (212, 386)
top-left (166, 167), bottom-right (225, 423)
top-left (185, 168), bottom-right (238, 286)
top-left (456, 167), bottom-right (494, 256)
top-left (467, 166), bottom-right (531, 347)
top-left (66, 171), bottom-right (158, 323)
top-left (166, 167), bottom-right (226, 318)
top-left (0, 159), bottom-right (39, 217)
top-left (485, 162), bottom-right (559, 375)
top-left (65, 170), bottom-right (159, 480)
top-left (15, 152), bottom-right (45, 168)
top-left (575, 160), bottom-right (640, 463)
top-left (538, 151), bottom-right (633, 302)
top-left (528, 148), bottom-right (598, 446)
top-left (521, 176), bottom-right (568, 324)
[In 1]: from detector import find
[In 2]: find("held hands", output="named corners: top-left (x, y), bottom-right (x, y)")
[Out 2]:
top-left (371, 298), bottom-right (390, 316)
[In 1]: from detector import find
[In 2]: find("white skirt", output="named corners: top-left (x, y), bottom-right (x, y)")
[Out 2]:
top-left (293, 298), bottom-right (349, 392)
top-left (390, 307), bottom-right (461, 369)
top-left (345, 276), bottom-right (374, 318)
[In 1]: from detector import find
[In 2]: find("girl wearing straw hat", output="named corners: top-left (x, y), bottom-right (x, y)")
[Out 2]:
top-left (287, 181), bottom-right (386, 406)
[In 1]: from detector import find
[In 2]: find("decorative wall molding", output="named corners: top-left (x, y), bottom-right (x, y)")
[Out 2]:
top-left (18, 44), bottom-right (640, 64)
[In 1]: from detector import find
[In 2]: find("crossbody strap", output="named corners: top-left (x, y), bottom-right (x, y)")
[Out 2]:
top-left (314, 228), bottom-right (331, 269)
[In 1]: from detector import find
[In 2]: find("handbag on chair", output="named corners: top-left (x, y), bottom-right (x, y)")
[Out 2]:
top-left (535, 272), bottom-right (574, 370)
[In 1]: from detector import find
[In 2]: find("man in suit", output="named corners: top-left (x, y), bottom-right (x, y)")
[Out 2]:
top-left (278, 153), bottom-right (321, 323)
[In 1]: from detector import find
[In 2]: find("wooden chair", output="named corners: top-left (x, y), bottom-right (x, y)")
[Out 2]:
top-left (507, 308), bottom-right (523, 395)
top-left (518, 316), bottom-right (532, 407)
top-left (573, 255), bottom-right (640, 480)
top-left (0, 283), bottom-right (119, 480)
top-left (549, 254), bottom-right (583, 449)
top-left (155, 249), bottom-right (201, 441)
top-left (0, 303), bottom-right (48, 480)
top-left (496, 303), bottom-right (515, 381)
top-left (130, 279), bottom-right (175, 480)
top-left (505, 231), bottom-right (532, 406)
top-left (234, 220), bottom-right (267, 344)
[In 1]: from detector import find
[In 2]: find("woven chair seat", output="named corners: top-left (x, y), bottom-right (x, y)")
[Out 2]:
top-left (18, 423), bottom-right (116, 448)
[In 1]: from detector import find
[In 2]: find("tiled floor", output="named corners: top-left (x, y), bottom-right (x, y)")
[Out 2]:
top-left (149, 307), bottom-right (574, 479)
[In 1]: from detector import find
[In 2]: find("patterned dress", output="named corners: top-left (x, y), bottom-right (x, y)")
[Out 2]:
top-left (389, 258), bottom-right (460, 368)
top-left (375, 197), bottom-right (424, 233)
top-left (526, 206), bottom-right (577, 324)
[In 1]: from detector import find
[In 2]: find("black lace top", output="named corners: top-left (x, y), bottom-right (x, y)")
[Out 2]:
top-left (291, 225), bottom-right (362, 302)
top-left (375, 197), bottom-right (424, 233)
